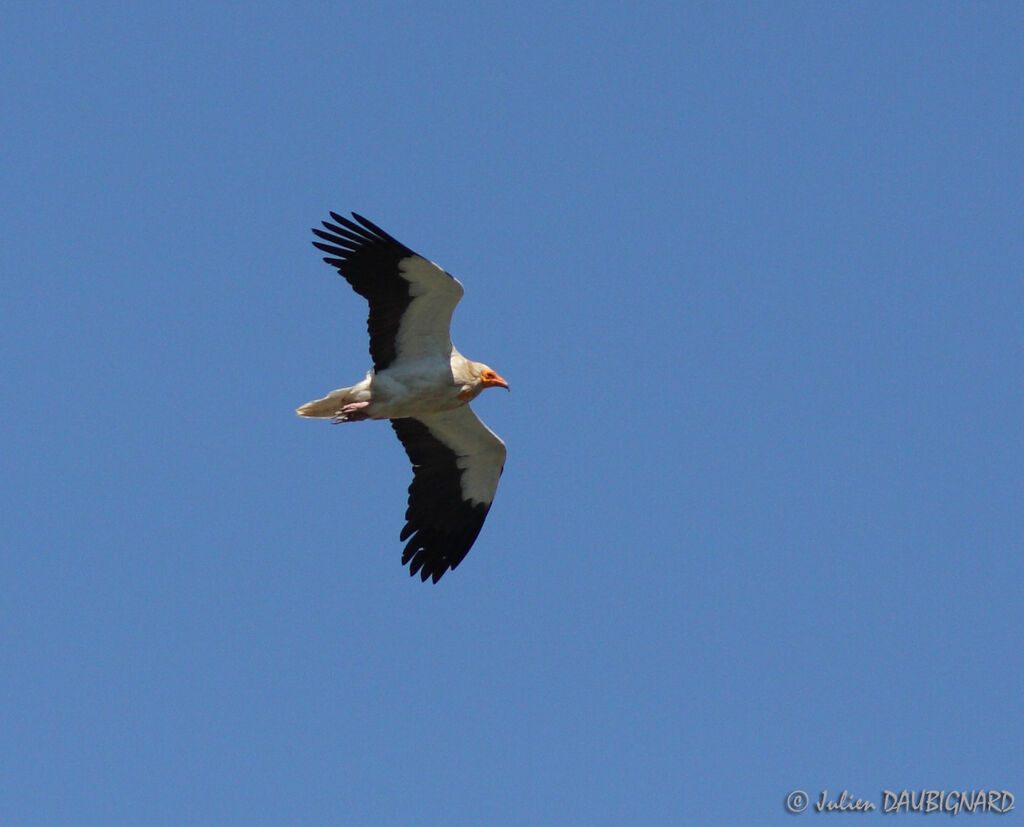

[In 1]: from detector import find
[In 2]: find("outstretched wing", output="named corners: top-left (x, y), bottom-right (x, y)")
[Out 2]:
top-left (390, 406), bottom-right (506, 583)
top-left (312, 212), bottom-right (464, 371)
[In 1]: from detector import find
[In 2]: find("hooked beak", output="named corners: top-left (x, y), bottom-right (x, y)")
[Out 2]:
top-left (484, 372), bottom-right (510, 391)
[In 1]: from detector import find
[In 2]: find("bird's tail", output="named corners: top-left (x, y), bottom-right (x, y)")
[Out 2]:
top-left (296, 386), bottom-right (359, 420)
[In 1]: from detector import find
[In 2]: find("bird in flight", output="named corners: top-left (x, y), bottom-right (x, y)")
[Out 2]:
top-left (297, 213), bottom-right (509, 582)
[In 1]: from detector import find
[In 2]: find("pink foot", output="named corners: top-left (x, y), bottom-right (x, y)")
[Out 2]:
top-left (332, 401), bottom-right (370, 423)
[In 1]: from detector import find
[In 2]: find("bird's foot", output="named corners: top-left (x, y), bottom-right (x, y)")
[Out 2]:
top-left (331, 401), bottom-right (370, 423)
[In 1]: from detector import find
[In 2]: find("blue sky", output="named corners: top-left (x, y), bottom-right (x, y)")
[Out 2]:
top-left (3, 2), bottom-right (1022, 824)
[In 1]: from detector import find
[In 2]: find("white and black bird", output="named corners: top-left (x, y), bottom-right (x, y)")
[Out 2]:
top-left (298, 213), bottom-right (508, 582)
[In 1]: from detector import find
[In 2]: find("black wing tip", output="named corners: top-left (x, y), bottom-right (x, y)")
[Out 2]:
top-left (327, 211), bottom-right (365, 233)
top-left (311, 211), bottom-right (413, 261)
top-left (318, 211), bottom-right (396, 242)
top-left (406, 561), bottom-right (449, 584)
top-left (398, 506), bottom-right (488, 584)
top-left (403, 546), bottom-right (465, 584)
top-left (349, 212), bottom-right (397, 242)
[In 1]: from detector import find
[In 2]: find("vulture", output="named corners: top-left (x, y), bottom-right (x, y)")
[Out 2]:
top-left (297, 212), bottom-right (508, 582)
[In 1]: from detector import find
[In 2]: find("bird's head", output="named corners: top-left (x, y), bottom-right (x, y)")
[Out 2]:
top-left (459, 363), bottom-right (510, 401)
top-left (478, 366), bottom-right (510, 392)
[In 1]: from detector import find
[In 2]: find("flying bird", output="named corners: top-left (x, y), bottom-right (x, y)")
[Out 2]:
top-left (297, 212), bottom-right (508, 582)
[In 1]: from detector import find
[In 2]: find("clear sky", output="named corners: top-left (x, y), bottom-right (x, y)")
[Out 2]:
top-left (3, 2), bottom-right (1022, 824)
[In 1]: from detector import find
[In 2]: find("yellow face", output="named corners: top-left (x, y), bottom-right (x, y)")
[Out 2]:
top-left (479, 369), bottom-right (510, 390)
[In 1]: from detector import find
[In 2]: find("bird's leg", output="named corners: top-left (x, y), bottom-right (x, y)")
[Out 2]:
top-left (331, 401), bottom-right (371, 423)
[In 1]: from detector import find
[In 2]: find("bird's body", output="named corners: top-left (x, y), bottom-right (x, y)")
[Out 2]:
top-left (297, 212), bottom-right (508, 582)
top-left (297, 349), bottom-right (495, 422)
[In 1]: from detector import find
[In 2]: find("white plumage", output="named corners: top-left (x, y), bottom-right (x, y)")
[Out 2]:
top-left (297, 213), bottom-right (508, 582)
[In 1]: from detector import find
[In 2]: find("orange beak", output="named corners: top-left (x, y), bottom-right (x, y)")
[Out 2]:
top-left (482, 371), bottom-right (510, 390)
